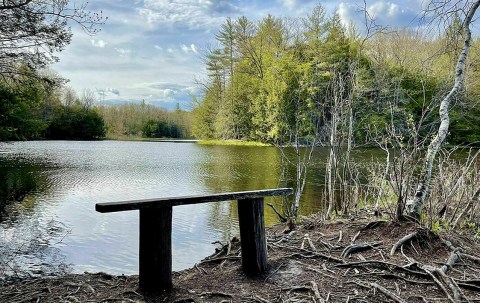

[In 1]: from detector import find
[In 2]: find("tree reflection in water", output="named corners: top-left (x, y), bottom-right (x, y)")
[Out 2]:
top-left (0, 159), bottom-right (70, 284)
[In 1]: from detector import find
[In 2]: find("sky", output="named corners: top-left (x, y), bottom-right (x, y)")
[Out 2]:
top-left (51, 0), bottom-right (426, 110)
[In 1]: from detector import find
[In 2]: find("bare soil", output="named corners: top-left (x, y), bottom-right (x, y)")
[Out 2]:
top-left (1, 214), bottom-right (479, 302)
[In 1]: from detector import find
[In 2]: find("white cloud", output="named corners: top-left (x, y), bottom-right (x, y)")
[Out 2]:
top-left (181, 44), bottom-right (190, 53)
top-left (96, 87), bottom-right (120, 97)
top-left (367, 1), bottom-right (400, 18)
top-left (91, 39), bottom-right (107, 48)
top-left (190, 44), bottom-right (198, 54)
top-left (115, 48), bottom-right (132, 56)
top-left (180, 44), bottom-right (199, 54)
top-left (338, 3), bottom-right (355, 26)
top-left (136, 0), bottom-right (241, 29)
top-left (106, 87), bottom-right (120, 95)
top-left (158, 88), bottom-right (175, 99)
top-left (337, 1), bottom-right (422, 30)
top-left (131, 82), bottom-right (202, 102)
top-left (280, 0), bottom-right (297, 9)
top-left (154, 45), bottom-right (163, 50)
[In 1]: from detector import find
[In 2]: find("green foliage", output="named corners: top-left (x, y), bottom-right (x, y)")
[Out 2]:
top-left (0, 68), bottom-right (108, 141)
top-left (449, 101), bottom-right (480, 145)
top-left (431, 220), bottom-right (447, 234)
top-left (142, 119), bottom-right (183, 138)
top-left (192, 6), bottom-right (480, 147)
top-left (97, 101), bottom-right (192, 139)
top-left (46, 107), bottom-right (105, 140)
top-left (0, 76), bottom-right (52, 140)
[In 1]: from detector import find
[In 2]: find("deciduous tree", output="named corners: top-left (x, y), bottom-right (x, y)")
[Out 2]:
top-left (0, 0), bottom-right (105, 79)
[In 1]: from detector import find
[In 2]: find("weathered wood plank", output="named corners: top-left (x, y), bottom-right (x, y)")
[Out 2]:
top-left (238, 197), bottom-right (267, 275)
top-left (96, 188), bottom-right (292, 213)
top-left (139, 207), bottom-right (172, 292)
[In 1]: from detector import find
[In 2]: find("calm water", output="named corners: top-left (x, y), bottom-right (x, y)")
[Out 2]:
top-left (0, 141), bottom-right (382, 280)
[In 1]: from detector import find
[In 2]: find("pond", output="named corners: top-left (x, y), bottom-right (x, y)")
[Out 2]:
top-left (0, 140), bottom-right (384, 281)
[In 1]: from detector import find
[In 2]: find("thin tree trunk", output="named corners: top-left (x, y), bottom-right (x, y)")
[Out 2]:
top-left (375, 147), bottom-right (390, 213)
top-left (325, 96), bottom-right (338, 219)
top-left (407, 1), bottom-right (480, 217)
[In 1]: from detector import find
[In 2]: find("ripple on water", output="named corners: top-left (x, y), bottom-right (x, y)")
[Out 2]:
top-left (0, 140), bottom-right (330, 279)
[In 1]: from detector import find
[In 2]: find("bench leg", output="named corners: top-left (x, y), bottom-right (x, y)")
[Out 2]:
top-left (139, 207), bottom-right (172, 292)
top-left (237, 197), bottom-right (267, 275)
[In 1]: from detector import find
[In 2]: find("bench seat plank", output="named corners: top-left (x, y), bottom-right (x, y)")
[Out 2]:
top-left (96, 188), bottom-right (293, 213)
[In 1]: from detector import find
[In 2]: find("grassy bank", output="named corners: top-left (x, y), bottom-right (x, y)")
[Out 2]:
top-left (198, 139), bottom-right (271, 146)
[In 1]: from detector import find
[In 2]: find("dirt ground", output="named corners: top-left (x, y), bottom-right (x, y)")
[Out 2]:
top-left (1, 214), bottom-right (479, 302)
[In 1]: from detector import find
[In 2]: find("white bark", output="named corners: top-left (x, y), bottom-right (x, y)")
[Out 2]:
top-left (325, 90), bottom-right (338, 219)
top-left (407, 0), bottom-right (480, 217)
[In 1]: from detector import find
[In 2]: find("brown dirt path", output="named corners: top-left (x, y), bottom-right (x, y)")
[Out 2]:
top-left (1, 215), bottom-right (479, 302)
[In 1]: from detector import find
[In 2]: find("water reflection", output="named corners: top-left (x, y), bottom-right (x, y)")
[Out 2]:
top-left (0, 141), bottom-right (386, 282)
top-left (0, 159), bottom-right (45, 220)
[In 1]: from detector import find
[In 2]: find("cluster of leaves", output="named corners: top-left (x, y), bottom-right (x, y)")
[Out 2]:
top-left (193, 5), bottom-right (480, 147)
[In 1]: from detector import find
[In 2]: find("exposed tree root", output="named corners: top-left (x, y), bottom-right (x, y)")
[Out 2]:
top-left (360, 220), bottom-right (387, 230)
top-left (335, 260), bottom-right (429, 278)
top-left (460, 253), bottom-right (480, 264)
top-left (370, 282), bottom-right (407, 303)
top-left (2, 219), bottom-right (479, 303)
top-left (390, 230), bottom-right (419, 256)
top-left (352, 272), bottom-right (434, 285)
top-left (341, 241), bottom-right (382, 258)
top-left (421, 265), bottom-right (457, 303)
top-left (347, 280), bottom-right (407, 303)
top-left (300, 233), bottom-right (317, 252)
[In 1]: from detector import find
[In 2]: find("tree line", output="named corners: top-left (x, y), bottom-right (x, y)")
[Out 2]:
top-left (0, 73), bottom-right (192, 141)
top-left (0, 69), bottom-right (105, 140)
top-left (97, 101), bottom-right (191, 139)
top-left (192, 6), bottom-right (480, 147)
top-left (191, 3), bottom-right (480, 231)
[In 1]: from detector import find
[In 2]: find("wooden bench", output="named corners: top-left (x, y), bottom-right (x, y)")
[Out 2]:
top-left (95, 188), bottom-right (293, 292)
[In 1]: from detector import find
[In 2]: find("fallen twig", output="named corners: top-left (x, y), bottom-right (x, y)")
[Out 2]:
top-left (200, 256), bottom-right (240, 264)
top-left (351, 231), bottom-right (361, 243)
top-left (310, 281), bottom-right (324, 303)
top-left (200, 291), bottom-right (233, 298)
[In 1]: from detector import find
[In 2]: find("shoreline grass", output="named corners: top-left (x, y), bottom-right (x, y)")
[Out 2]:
top-left (197, 139), bottom-right (271, 146)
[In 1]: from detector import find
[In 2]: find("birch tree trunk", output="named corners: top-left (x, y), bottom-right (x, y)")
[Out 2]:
top-left (407, 0), bottom-right (480, 217)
